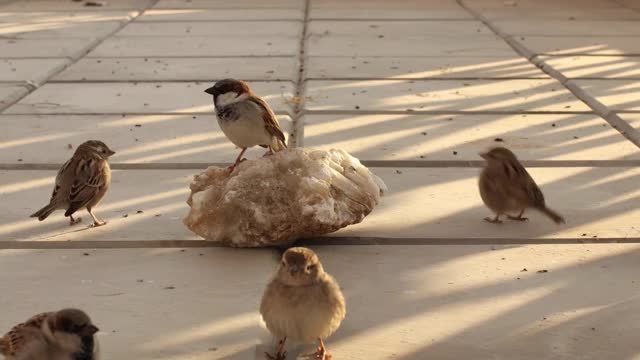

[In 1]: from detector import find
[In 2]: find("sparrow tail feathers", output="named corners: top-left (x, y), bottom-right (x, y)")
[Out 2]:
top-left (538, 206), bottom-right (565, 224)
top-left (30, 202), bottom-right (57, 221)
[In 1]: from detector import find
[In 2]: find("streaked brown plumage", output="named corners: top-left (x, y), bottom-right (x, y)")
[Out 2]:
top-left (204, 79), bottom-right (287, 173)
top-left (0, 308), bottom-right (99, 360)
top-left (30, 140), bottom-right (114, 227)
top-left (478, 147), bottom-right (565, 224)
top-left (260, 247), bottom-right (346, 360)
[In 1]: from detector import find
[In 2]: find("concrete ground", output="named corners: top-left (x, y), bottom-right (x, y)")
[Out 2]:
top-left (1, 0), bottom-right (640, 359)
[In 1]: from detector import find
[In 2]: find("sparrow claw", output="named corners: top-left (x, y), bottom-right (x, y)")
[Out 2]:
top-left (90, 221), bottom-right (107, 228)
top-left (264, 350), bottom-right (286, 360)
top-left (69, 216), bottom-right (82, 226)
top-left (508, 215), bottom-right (529, 222)
top-left (484, 216), bottom-right (502, 224)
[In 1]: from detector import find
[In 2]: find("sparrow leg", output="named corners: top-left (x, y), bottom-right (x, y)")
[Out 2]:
top-left (315, 338), bottom-right (332, 360)
top-left (508, 209), bottom-right (529, 222)
top-left (87, 208), bottom-right (106, 227)
top-left (262, 147), bottom-right (275, 157)
top-left (264, 337), bottom-right (287, 360)
top-left (484, 214), bottom-right (503, 224)
top-left (69, 215), bottom-right (82, 226)
top-left (228, 148), bottom-right (248, 173)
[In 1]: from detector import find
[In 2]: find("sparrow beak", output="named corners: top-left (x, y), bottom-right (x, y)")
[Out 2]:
top-left (82, 325), bottom-right (99, 336)
top-left (204, 86), bottom-right (216, 96)
top-left (479, 152), bottom-right (488, 160)
top-left (109, 150), bottom-right (116, 156)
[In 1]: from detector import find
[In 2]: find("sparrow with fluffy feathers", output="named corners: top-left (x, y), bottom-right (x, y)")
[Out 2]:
top-left (0, 308), bottom-right (99, 360)
top-left (479, 146), bottom-right (565, 224)
top-left (260, 247), bottom-right (346, 360)
top-left (204, 79), bottom-right (287, 173)
top-left (30, 140), bottom-right (114, 227)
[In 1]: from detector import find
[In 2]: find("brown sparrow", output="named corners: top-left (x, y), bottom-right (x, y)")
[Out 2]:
top-left (0, 308), bottom-right (99, 360)
top-left (30, 140), bottom-right (114, 227)
top-left (479, 146), bottom-right (565, 224)
top-left (260, 247), bottom-right (346, 360)
top-left (204, 79), bottom-right (287, 173)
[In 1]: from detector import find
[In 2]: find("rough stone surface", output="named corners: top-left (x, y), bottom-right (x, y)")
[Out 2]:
top-left (184, 148), bottom-right (387, 247)
top-left (5, 82), bottom-right (294, 114)
top-left (304, 79), bottom-right (590, 112)
top-left (302, 113), bottom-right (640, 161)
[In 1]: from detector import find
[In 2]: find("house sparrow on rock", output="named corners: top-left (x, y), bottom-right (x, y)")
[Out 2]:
top-left (0, 308), bottom-right (99, 360)
top-left (30, 140), bottom-right (114, 227)
top-left (479, 147), bottom-right (565, 224)
top-left (260, 247), bottom-right (345, 360)
top-left (204, 79), bottom-right (287, 173)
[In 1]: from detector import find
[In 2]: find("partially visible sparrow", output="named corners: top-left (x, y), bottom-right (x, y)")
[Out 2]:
top-left (30, 140), bottom-right (114, 227)
top-left (260, 247), bottom-right (346, 360)
top-left (0, 308), bottom-right (99, 360)
top-left (479, 146), bottom-right (565, 224)
top-left (204, 79), bottom-right (287, 173)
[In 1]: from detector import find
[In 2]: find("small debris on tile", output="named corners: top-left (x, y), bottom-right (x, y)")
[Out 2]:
top-left (573, 136), bottom-right (579, 139)
top-left (83, 253), bottom-right (90, 256)
top-left (355, 106), bottom-right (360, 109)
top-left (494, 138), bottom-right (504, 142)
top-left (17, 158), bottom-right (22, 162)
top-left (154, 214), bottom-right (162, 217)
top-left (551, 123), bottom-right (556, 127)
top-left (164, 286), bottom-right (176, 290)
top-left (122, 214), bottom-right (128, 218)
top-left (537, 269), bottom-right (548, 273)
top-left (134, 124), bottom-right (142, 127)
top-left (521, 268), bottom-right (528, 272)
top-left (137, 279), bottom-right (144, 283)
top-left (421, 132), bottom-right (427, 136)
top-left (378, 35), bottom-right (384, 38)
top-left (395, 170), bottom-right (402, 174)
top-left (84, 1), bottom-right (106, 6)
top-left (67, 144), bottom-right (73, 149)
top-left (136, 210), bottom-right (144, 214)
top-left (209, 347), bottom-right (218, 352)
top-left (452, 151), bottom-right (458, 155)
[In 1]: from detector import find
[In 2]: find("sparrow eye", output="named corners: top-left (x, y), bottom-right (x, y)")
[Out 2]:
top-left (306, 264), bottom-right (316, 271)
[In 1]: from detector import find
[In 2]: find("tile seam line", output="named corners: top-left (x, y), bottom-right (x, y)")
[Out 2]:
top-left (0, 237), bottom-right (638, 249)
top-left (291, 0), bottom-right (310, 148)
top-left (0, 0), bottom-right (161, 114)
top-left (456, 0), bottom-right (640, 149)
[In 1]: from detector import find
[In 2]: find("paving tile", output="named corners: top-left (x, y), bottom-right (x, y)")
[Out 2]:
top-left (306, 56), bottom-right (547, 79)
top-left (0, 114), bottom-right (294, 164)
top-left (310, 0), bottom-right (472, 19)
top-left (0, 38), bottom-right (96, 58)
top-left (0, 83), bottom-right (28, 108)
top-left (469, 0), bottom-right (621, 8)
top-left (0, 11), bottom-right (137, 38)
top-left (475, 8), bottom-right (640, 20)
top-left (617, 113), bottom-right (640, 132)
top-left (519, 36), bottom-right (640, 56)
top-left (570, 79), bottom-right (640, 112)
top-left (0, 248), bottom-right (275, 360)
top-left (5, 81), bottom-right (294, 114)
top-left (88, 36), bottom-right (298, 57)
top-left (0, 10), bottom-right (137, 23)
top-left (332, 167), bottom-right (640, 239)
top-left (540, 56), bottom-right (640, 79)
top-left (494, 20), bottom-right (640, 36)
top-left (0, 0), bottom-right (154, 11)
top-left (308, 34), bottom-right (516, 57)
top-left (154, 0), bottom-right (302, 8)
top-left (3, 166), bottom-right (640, 241)
top-left (308, 20), bottom-right (492, 35)
top-left (0, 170), bottom-right (196, 241)
top-left (54, 57), bottom-right (298, 81)
top-left (137, 9), bottom-right (303, 21)
top-left (0, 58), bottom-right (68, 83)
top-left (302, 113), bottom-right (638, 161)
top-left (116, 21), bottom-right (301, 36)
top-left (310, 244), bottom-right (640, 360)
top-left (303, 79), bottom-right (590, 113)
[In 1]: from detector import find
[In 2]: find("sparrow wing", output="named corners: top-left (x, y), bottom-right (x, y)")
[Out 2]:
top-left (1, 312), bottom-right (50, 356)
top-left (502, 159), bottom-right (545, 206)
top-left (65, 157), bottom-right (108, 216)
top-left (248, 96), bottom-right (287, 147)
top-left (49, 157), bottom-right (74, 203)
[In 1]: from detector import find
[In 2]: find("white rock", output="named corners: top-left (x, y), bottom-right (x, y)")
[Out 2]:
top-left (183, 148), bottom-right (387, 247)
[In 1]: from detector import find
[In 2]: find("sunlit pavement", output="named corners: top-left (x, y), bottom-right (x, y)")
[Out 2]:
top-left (1, 0), bottom-right (640, 359)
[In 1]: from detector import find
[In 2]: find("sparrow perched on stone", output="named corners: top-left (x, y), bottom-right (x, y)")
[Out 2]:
top-left (0, 308), bottom-right (100, 360)
top-left (260, 247), bottom-right (346, 360)
top-left (30, 140), bottom-right (114, 227)
top-left (479, 146), bottom-right (565, 224)
top-left (204, 79), bottom-right (287, 173)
